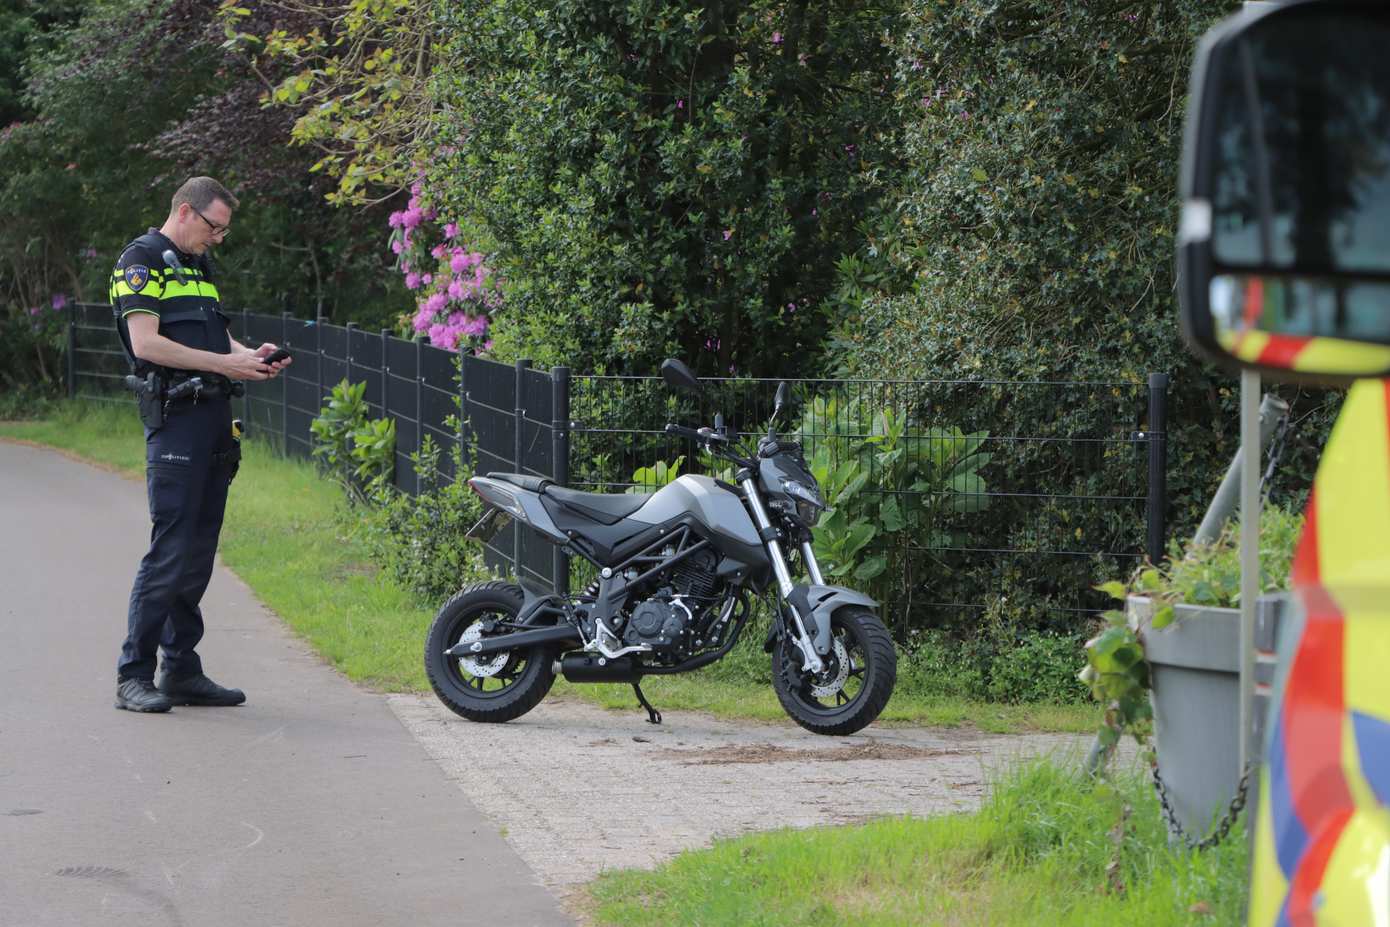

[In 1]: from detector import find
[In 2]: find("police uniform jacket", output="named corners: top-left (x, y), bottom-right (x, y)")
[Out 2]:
top-left (109, 229), bottom-right (232, 377)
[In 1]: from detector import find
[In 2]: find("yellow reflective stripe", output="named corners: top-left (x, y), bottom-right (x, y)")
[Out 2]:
top-left (1314, 381), bottom-right (1390, 592)
top-left (1311, 804), bottom-right (1390, 927)
top-left (1219, 329), bottom-right (1271, 363)
top-left (111, 280), bottom-right (165, 299)
top-left (1293, 336), bottom-right (1390, 375)
top-left (159, 280), bottom-right (220, 300)
top-left (1248, 768), bottom-right (1286, 926)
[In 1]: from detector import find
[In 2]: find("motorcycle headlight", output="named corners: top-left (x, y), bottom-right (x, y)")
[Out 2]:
top-left (782, 480), bottom-right (825, 527)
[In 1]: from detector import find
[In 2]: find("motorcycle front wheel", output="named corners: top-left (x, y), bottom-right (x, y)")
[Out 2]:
top-left (772, 607), bottom-right (896, 736)
top-left (424, 581), bottom-right (555, 723)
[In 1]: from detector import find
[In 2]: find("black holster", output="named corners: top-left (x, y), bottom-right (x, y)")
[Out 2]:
top-left (214, 442), bottom-right (243, 485)
top-left (125, 371), bottom-right (167, 431)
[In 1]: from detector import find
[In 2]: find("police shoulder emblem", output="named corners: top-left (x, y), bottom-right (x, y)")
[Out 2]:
top-left (124, 264), bottom-right (149, 292)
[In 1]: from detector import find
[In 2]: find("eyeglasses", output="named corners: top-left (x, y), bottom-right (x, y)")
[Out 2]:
top-left (192, 207), bottom-right (230, 239)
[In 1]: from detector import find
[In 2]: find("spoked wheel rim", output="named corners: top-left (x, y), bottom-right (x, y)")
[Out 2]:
top-left (443, 606), bottom-right (535, 699)
top-left (784, 621), bottom-right (870, 715)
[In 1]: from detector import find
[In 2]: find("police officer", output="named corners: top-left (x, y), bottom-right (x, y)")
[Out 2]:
top-left (110, 176), bottom-right (291, 713)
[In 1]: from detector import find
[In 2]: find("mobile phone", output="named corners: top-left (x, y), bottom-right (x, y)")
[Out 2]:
top-left (260, 347), bottom-right (292, 365)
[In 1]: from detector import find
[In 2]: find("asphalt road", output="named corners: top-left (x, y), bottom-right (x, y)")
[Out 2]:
top-left (0, 439), bottom-right (570, 927)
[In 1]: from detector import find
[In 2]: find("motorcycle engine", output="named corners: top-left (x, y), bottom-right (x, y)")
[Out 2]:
top-left (622, 596), bottom-right (694, 653)
top-left (620, 548), bottom-right (721, 656)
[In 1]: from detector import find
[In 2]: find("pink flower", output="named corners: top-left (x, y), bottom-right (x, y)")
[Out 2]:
top-left (786, 302), bottom-right (796, 313)
top-left (388, 211), bottom-right (405, 229)
top-left (432, 244), bottom-right (447, 260)
top-left (412, 309), bottom-right (431, 332)
top-left (463, 315), bottom-right (489, 337)
top-left (407, 195), bottom-right (420, 211)
top-left (772, 32), bottom-right (783, 45)
top-left (447, 279), bottom-right (465, 301)
top-left (676, 99), bottom-right (685, 110)
top-left (391, 239), bottom-right (404, 255)
top-left (444, 222), bottom-right (459, 240)
top-left (411, 181), bottom-right (423, 197)
top-left (483, 339), bottom-right (494, 351)
top-left (451, 252), bottom-right (468, 273)
top-left (28, 306), bottom-right (40, 316)
top-left (402, 208), bottom-right (423, 229)
top-left (51, 293), bottom-right (68, 311)
top-left (405, 272), bottom-right (422, 290)
top-left (424, 292), bottom-right (447, 315)
top-left (722, 229), bottom-right (733, 241)
top-left (422, 273), bottom-right (433, 285)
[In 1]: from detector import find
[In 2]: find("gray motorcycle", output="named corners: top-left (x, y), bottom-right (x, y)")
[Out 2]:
top-left (424, 359), bottom-right (896, 734)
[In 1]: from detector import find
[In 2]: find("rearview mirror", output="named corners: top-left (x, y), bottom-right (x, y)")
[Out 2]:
top-left (1178, 1), bottom-right (1390, 382)
top-left (660, 358), bottom-right (703, 393)
top-left (773, 381), bottom-right (790, 420)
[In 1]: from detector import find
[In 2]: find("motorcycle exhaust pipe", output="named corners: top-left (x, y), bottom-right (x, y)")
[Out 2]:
top-left (559, 653), bottom-right (641, 683)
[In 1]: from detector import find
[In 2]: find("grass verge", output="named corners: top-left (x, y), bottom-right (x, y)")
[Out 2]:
top-left (1, 399), bottom-right (1098, 732)
top-left (586, 758), bottom-right (1248, 926)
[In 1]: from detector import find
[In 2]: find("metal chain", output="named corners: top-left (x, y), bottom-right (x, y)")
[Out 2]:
top-left (1151, 759), bottom-right (1253, 851)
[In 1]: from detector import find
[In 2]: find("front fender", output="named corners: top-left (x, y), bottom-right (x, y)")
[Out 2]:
top-left (778, 584), bottom-right (878, 655)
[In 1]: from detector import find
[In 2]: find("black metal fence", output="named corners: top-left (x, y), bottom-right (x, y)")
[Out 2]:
top-left (69, 304), bottom-right (1169, 630)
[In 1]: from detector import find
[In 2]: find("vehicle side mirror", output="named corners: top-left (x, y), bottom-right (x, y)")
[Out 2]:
top-left (660, 359), bottom-right (703, 394)
top-left (1178, 1), bottom-right (1390, 383)
top-left (773, 381), bottom-right (790, 420)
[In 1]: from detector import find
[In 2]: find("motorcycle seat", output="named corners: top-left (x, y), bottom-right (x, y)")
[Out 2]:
top-left (542, 485), bottom-right (652, 525)
top-left (486, 472), bottom-right (553, 493)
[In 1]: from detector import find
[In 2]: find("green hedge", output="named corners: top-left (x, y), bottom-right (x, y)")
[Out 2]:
top-left (426, 0), bottom-right (905, 377)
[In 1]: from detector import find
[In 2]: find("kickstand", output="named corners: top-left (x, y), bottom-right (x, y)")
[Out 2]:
top-left (632, 681), bottom-right (662, 725)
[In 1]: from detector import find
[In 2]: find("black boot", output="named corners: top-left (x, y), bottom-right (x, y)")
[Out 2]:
top-left (156, 673), bottom-right (246, 706)
top-left (115, 677), bottom-right (173, 713)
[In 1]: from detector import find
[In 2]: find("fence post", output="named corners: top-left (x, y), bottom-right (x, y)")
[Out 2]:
top-left (514, 358), bottom-right (532, 579)
top-left (458, 352), bottom-right (471, 470)
top-left (281, 312), bottom-right (291, 455)
top-left (241, 310), bottom-right (251, 427)
top-left (1146, 372), bottom-right (1170, 564)
top-left (314, 314), bottom-right (324, 404)
top-left (415, 336), bottom-right (426, 495)
top-left (551, 366), bottom-right (570, 595)
top-left (65, 303), bottom-right (77, 399)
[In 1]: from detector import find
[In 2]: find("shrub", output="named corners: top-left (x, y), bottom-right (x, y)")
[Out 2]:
top-left (823, 0), bottom-right (1337, 638)
top-left (310, 379), bottom-right (396, 504)
top-left (426, 0), bottom-right (907, 377)
top-left (358, 435), bottom-right (491, 604)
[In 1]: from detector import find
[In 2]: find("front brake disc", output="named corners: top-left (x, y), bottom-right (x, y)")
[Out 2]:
top-left (809, 637), bottom-right (851, 699)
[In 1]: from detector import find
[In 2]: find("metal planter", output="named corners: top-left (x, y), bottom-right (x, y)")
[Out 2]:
top-left (1129, 595), bottom-right (1288, 838)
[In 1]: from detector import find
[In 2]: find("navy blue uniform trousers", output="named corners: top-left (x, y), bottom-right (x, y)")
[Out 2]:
top-left (118, 399), bottom-right (238, 681)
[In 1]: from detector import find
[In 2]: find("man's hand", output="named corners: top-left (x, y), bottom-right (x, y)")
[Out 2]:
top-left (253, 343), bottom-right (293, 378)
top-left (220, 351), bottom-right (275, 381)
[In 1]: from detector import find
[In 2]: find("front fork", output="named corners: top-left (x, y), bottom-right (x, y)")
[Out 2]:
top-left (740, 476), bottom-right (825, 675)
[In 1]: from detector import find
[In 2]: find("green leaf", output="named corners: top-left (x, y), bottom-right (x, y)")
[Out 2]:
top-left (881, 495), bottom-right (905, 532)
top-left (854, 554), bottom-right (887, 581)
top-left (971, 167), bottom-right (989, 183)
top-left (1094, 580), bottom-right (1128, 602)
top-left (1151, 604), bottom-right (1175, 630)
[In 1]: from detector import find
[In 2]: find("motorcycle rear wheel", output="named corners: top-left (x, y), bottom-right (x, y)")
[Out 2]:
top-left (424, 581), bottom-right (555, 723)
top-left (772, 607), bottom-right (896, 736)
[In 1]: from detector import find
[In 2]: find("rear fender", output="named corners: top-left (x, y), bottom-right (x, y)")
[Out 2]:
top-left (468, 476), bottom-right (566, 543)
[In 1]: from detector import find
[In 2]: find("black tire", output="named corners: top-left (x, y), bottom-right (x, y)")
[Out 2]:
top-left (772, 607), bottom-right (896, 736)
top-left (424, 581), bottom-right (555, 723)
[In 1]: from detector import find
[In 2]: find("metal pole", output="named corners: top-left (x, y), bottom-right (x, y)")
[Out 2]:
top-left (458, 351), bottom-right (471, 475)
top-left (65, 303), bottom-right (77, 399)
top-left (1193, 393), bottom-right (1289, 545)
top-left (415, 336), bottom-right (425, 495)
top-left (552, 366), bottom-right (570, 595)
top-left (1145, 373), bottom-right (1171, 564)
top-left (513, 359), bottom-right (532, 578)
top-left (281, 311), bottom-right (290, 454)
top-left (241, 310), bottom-right (251, 427)
top-left (1239, 369), bottom-right (1261, 774)
top-left (381, 328), bottom-right (392, 488)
